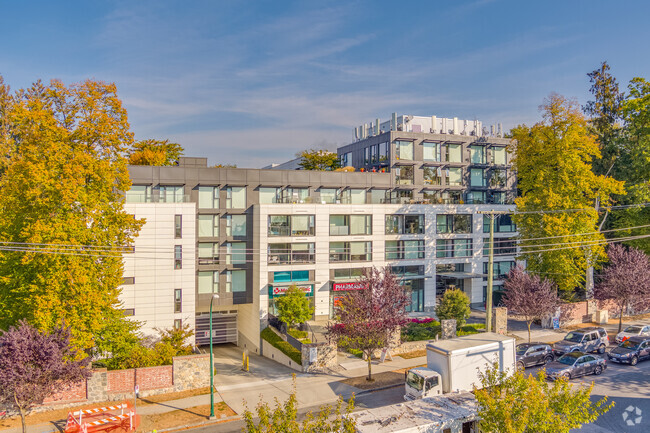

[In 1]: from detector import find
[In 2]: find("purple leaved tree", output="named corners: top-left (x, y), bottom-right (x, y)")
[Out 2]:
top-left (326, 267), bottom-right (410, 381)
top-left (0, 321), bottom-right (92, 433)
top-left (594, 244), bottom-right (650, 333)
top-left (503, 266), bottom-right (560, 343)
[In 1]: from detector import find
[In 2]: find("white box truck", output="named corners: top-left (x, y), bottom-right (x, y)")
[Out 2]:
top-left (405, 332), bottom-right (516, 400)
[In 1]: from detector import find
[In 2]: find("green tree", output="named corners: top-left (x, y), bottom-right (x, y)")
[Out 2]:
top-left (128, 139), bottom-right (184, 166)
top-left (243, 377), bottom-right (356, 433)
top-left (0, 77), bottom-right (144, 355)
top-left (474, 364), bottom-right (613, 433)
top-left (275, 285), bottom-right (314, 329)
top-left (435, 289), bottom-right (471, 327)
top-left (297, 149), bottom-right (341, 171)
top-left (511, 94), bottom-right (624, 296)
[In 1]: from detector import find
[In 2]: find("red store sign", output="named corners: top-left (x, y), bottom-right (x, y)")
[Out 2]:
top-left (331, 282), bottom-right (367, 291)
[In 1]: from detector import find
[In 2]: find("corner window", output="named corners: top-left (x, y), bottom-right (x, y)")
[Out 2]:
top-left (126, 185), bottom-right (152, 203)
top-left (492, 147), bottom-right (507, 165)
top-left (395, 140), bottom-right (413, 160)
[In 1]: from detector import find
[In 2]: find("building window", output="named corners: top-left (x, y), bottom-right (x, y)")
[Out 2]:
top-left (370, 144), bottom-right (378, 163)
top-left (226, 270), bottom-right (247, 293)
top-left (470, 145), bottom-right (486, 164)
top-left (404, 278), bottom-right (425, 313)
top-left (385, 214), bottom-right (424, 234)
top-left (378, 142), bottom-right (389, 162)
top-left (174, 215), bottom-right (182, 238)
top-left (226, 186), bottom-right (246, 209)
top-left (445, 144), bottom-right (462, 163)
top-left (273, 270), bottom-right (310, 283)
top-left (332, 267), bottom-right (367, 280)
top-left (339, 189), bottom-right (366, 204)
top-left (174, 319), bottom-right (182, 329)
top-left (467, 190), bottom-right (486, 204)
top-left (268, 215), bottom-right (316, 237)
top-left (447, 167), bottom-right (463, 186)
top-left (390, 189), bottom-right (413, 204)
top-left (330, 215), bottom-right (372, 236)
top-left (268, 243), bottom-right (315, 265)
top-left (198, 214), bottom-right (219, 237)
top-left (423, 167), bottom-right (442, 185)
top-left (159, 185), bottom-right (184, 203)
top-left (436, 239), bottom-right (473, 258)
top-left (198, 186), bottom-right (219, 208)
top-left (198, 242), bottom-right (219, 265)
top-left (329, 241), bottom-right (372, 262)
top-left (225, 214), bottom-right (246, 236)
top-left (370, 189), bottom-right (388, 204)
top-left (394, 166), bottom-right (414, 185)
top-left (483, 238), bottom-right (517, 256)
top-left (122, 308), bottom-right (136, 316)
top-left (126, 185), bottom-right (152, 203)
top-left (340, 152), bottom-right (352, 167)
top-left (283, 188), bottom-right (309, 203)
top-left (483, 261), bottom-right (516, 279)
top-left (385, 240), bottom-right (424, 260)
top-left (490, 169), bottom-right (507, 188)
top-left (226, 242), bottom-right (247, 265)
top-left (395, 140), bottom-right (413, 160)
top-left (492, 147), bottom-right (507, 165)
top-left (436, 214), bottom-right (472, 234)
top-left (470, 168), bottom-right (486, 187)
top-left (483, 214), bottom-right (516, 233)
top-left (364, 147), bottom-right (370, 165)
top-left (174, 289), bottom-right (182, 313)
top-left (259, 187), bottom-right (281, 204)
top-left (320, 188), bottom-right (338, 204)
top-left (121, 277), bottom-right (135, 285)
top-left (198, 271), bottom-right (218, 293)
top-left (174, 245), bottom-right (182, 269)
top-left (422, 142), bottom-right (441, 162)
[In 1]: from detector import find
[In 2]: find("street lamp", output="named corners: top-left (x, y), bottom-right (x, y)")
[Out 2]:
top-left (209, 294), bottom-right (219, 419)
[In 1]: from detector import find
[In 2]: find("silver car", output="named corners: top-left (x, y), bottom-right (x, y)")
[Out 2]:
top-left (545, 352), bottom-right (607, 380)
top-left (615, 325), bottom-right (650, 344)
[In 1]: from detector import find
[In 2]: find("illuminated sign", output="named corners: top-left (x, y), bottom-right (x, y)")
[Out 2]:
top-left (331, 282), bottom-right (367, 291)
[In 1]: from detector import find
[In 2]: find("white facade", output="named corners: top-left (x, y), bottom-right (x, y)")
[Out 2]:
top-left (120, 202), bottom-right (197, 336)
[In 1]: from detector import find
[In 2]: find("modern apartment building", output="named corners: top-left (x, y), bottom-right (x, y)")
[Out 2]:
top-left (120, 113), bottom-right (518, 353)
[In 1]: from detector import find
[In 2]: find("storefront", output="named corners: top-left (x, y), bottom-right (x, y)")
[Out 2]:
top-left (267, 270), bottom-right (315, 317)
top-left (329, 281), bottom-right (367, 317)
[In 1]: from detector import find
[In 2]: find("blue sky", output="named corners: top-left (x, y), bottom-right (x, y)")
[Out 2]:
top-left (2, 0), bottom-right (649, 167)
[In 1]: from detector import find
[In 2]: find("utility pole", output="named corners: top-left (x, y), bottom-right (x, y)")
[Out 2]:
top-left (477, 210), bottom-right (511, 332)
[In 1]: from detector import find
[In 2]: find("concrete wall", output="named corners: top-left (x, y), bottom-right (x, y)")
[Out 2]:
top-left (261, 338), bottom-right (303, 372)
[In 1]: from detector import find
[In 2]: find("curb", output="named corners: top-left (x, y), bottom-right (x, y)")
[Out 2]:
top-left (149, 414), bottom-right (242, 433)
top-left (344, 382), bottom-right (404, 398)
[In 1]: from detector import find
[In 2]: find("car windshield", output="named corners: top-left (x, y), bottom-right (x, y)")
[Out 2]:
top-left (620, 340), bottom-right (640, 350)
top-left (557, 355), bottom-right (577, 366)
top-left (516, 346), bottom-right (529, 355)
top-left (406, 371), bottom-right (424, 392)
top-left (623, 326), bottom-right (642, 334)
top-left (563, 332), bottom-right (583, 343)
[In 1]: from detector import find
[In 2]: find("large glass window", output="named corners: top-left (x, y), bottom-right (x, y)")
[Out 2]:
top-left (198, 271), bottom-right (218, 294)
top-left (470, 168), bottom-right (486, 187)
top-left (268, 215), bottom-right (315, 236)
top-left (467, 190), bottom-right (486, 204)
top-left (423, 167), bottom-right (442, 185)
top-left (283, 188), bottom-right (309, 203)
top-left (483, 238), bottom-right (517, 256)
top-left (272, 270), bottom-right (310, 283)
top-left (492, 147), bottom-right (507, 165)
top-left (404, 279), bottom-right (424, 313)
top-left (226, 270), bottom-right (247, 293)
top-left (447, 167), bottom-right (462, 186)
top-left (385, 214), bottom-right (424, 234)
top-left (198, 214), bottom-right (218, 237)
top-left (385, 240), bottom-right (424, 260)
top-left (320, 188), bottom-right (338, 204)
top-left (395, 166), bottom-right (414, 185)
top-left (198, 242), bottom-right (218, 265)
top-left (470, 145), bottom-right (486, 164)
top-left (391, 189), bottom-right (413, 204)
top-left (395, 140), bottom-right (414, 160)
top-left (329, 241), bottom-right (372, 262)
top-left (447, 144), bottom-right (462, 163)
top-left (339, 189), bottom-right (366, 204)
top-left (330, 215), bottom-right (372, 236)
top-left (436, 239), bottom-right (473, 258)
top-left (378, 142), bottom-right (389, 162)
top-left (159, 185), bottom-right (184, 203)
top-left (259, 187), bottom-right (281, 204)
top-left (436, 214), bottom-right (472, 234)
top-left (483, 214), bottom-right (516, 233)
top-left (490, 169), bottom-right (507, 188)
top-left (268, 243), bottom-right (315, 264)
top-left (340, 152), bottom-right (352, 167)
top-left (333, 267), bottom-right (367, 280)
top-left (226, 186), bottom-right (246, 209)
top-left (126, 185), bottom-right (152, 203)
top-left (198, 186), bottom-right (219, 208)
top-left (422, 142), bottom-right (441, 161)
top-left (226, 242), bottom-right (247, 265)
top-left (483, 261), bottom-right (516, 278)
top-left (226, 214), bottom-right (246, 236)
top-left (370, 189), bottom-right (388, 204)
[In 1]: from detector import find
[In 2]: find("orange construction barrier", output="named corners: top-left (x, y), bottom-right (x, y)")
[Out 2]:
top-left (64, 402), bottom-right (139, 433)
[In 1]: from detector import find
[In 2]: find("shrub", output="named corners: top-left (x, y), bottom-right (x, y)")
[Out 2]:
top-left (287, 328), bottom-right (309, 340)
top-left (435, 289), bottom-right (471, 327)
top-left (261, 327), bottom-right (302, 364)
top-left (401, 320), bottom-right (441, 342)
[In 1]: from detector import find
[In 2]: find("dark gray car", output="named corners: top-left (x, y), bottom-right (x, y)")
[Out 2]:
top-left (608, 337), bottom-right (650, 365)
top-left (516, 343), bottom-right (554, 369)
top-left (553, 327), bottom-right (608, 356)
top-left (545, 352), bottom-right (607, 380)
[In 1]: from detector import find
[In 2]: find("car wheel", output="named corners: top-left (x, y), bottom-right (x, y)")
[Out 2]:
top-left (543, 355), bottom-right (554, 365)
top-left (562, 372), bottom-right (571, 380)
top-left (597, 344), bottom-right (606, 354)
top-left (630, 356), bottom-right (638, 366)
top-left (594, 365), bottom-right (603, 375)
top-left (517, 361), bottom-right (525, 371)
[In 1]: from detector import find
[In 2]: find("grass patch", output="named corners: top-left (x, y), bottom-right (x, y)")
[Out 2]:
top-left (261, 327), bottom-right (302, 364)
top-left (287, 328), bottom-right (308, 340)
top-left (457, 323), bottom-right (485, 336)
top-left (399, 349), bottom-right (427, 359)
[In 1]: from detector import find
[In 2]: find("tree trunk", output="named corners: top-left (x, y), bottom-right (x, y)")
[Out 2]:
top-left (527, 321), bottom-right (532, 343)
top-left (14, 395), bottom-right (26, 433)
top-left (366, 355), bottom-right (373, 381)
top-left (618, 301), bottom-right (625, 333)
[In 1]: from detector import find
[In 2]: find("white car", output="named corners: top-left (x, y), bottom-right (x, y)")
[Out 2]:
top-left (615, 325), bottom-right (650, 344)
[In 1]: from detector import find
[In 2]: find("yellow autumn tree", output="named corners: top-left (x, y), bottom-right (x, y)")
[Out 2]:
top-left (128, 139), bottom-right (184, 166)
top-left (511, 94), bottom-right (624, 297)
top-left (0, 77), bottom-right (144, 354)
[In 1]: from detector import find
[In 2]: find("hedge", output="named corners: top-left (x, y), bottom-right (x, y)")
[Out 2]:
top-left (261, 327), bottom-right (302, 364)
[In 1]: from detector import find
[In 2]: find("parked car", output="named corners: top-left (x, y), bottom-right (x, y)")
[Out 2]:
top-left (516, 343), bottom-right (554, 370)
top-left (553, 327), bottom-right (608, 356)
top-left (607, 336), bottom-right (650, 365)
top-left (545, 352), bottom-right (607, 380)
top-left (614, 324), bottom-right (650, 344)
